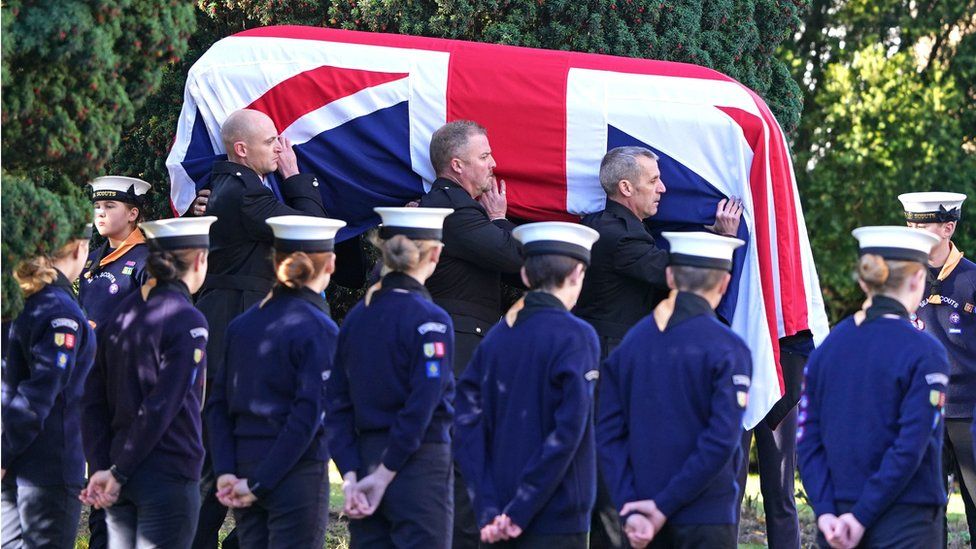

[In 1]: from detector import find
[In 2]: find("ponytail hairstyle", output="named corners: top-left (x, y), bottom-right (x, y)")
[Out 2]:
top-left (146, 245), bottom-right (202, 283)
top-left (857, 253), bottom-right (925, 296)
top-left (274, 250), bottom-right (333, 289)
top-left (369, 232), bottom-right (440, 273)
top-left (13, 240), bottom-right (82, 297)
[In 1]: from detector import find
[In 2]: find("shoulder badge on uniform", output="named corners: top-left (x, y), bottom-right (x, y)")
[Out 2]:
top-left (56, 351), bottom-right (69, 369)
top-left (584, 370), bottom-right (600, 382)
top-left (194, 349), bottom-right (204, 364)
top-left (190, 327), bottom-right (209, 340)
top-left (732, 374), bottom-right (751, 388)
top-left (930, 390), bottom-right (946, 408)
top-left (425, 360), bottom-right (441, 378)
top-left (965, 303), bottom-right (974, 313)
top-left (423, 342), bottom-right (446, 358)
top-left (51, 318), bottom-right (79, 331)
top-left (736, 391), bottom-right (749, 408)
top-left (925, 373), bottom-right (949, 386)
top-left (121, 267), bottom-right (134, 275)
top-left (418, 322), bottom-right (447, 335)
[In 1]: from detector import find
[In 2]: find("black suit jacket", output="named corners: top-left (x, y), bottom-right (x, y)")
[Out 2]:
top-left (573, 199), bottom-right (670, 339)
top-left (418, 178), bottom-right (523, 324)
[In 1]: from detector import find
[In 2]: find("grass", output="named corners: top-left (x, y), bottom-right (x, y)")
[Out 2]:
top-left (73, 467), bottom-right (972, 548)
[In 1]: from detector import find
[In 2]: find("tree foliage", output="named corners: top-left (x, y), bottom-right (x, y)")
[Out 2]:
top-left (1, 0), bottom-right (196, 319)
top-left (788, 0), bottom-right (976, 320)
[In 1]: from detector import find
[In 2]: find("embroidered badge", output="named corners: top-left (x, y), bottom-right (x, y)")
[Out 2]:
top-left (418, 322), bottom-right (447, 335)
top-left (321, 370), bottom-right (331, 382)
top-left (56, 352), bottom-right (69, 369)
top-left (189, 327), bottom-right (209, 340)
top-left (125, 260), bottom-right (137, 267)
top-left (732, 374), bottom-right (751, 388)
top-left (109, 283), bottom-right (119, 295)
top-left (54, 333), bottom-right (65, 347)
top-left (121, 267), bottom-right (134, 275)
top-left (966, 303), bottom-right (974, 314)
top-left (584, 370), bottom-right (600, 381)
top-left (51, 318), bottom-right (79, 330)
top-left (64, 334), bottom-right (75, 349)
top-left (950, 328), bottom-right (962, 334)
top-left (193, 349), bottom-right (204, 364)
top-left (949, 312), bottom-right (961, 325)
top-left (736, 391), bottom-right (748, 408)
top-left (424, 343), bottom-right (436, 358)
top-left (926, 373), bottom-right (949, 386)
top-left (930, 390), bottom-right (945, 408)
top-left (425, 360), bottom-right (441, 378)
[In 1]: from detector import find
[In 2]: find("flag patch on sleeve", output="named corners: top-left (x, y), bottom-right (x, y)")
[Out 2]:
top-left (424, 342), bottom-right (446, 358)
top-left (930, 390), bottom-right (945, 408)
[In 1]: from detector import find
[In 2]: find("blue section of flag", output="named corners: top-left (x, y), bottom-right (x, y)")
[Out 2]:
top-left (180, 110), bottom-right (227, 194)
top-left (295, 101), bottom-right (424, 241)
top-left (607, 125), bottom-right (747, 323)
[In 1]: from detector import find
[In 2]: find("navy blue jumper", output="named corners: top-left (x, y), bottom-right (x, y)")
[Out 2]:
top-left (596, 291), bottom-right (752, 525)
top-left (82, 280), bottom-right (208, 481)
top-left (79, 239), bottom-right (149, 330)
top-left (326, 271), bottom-right (455, 476)
top-left (797, 296), bottom-right (950, 528)
top-left (2, 272), bottom-right (96, 487)
top-left (455, 291), bottom-right (600, 535)
top-left (206, 284), bottom-right (338, 497)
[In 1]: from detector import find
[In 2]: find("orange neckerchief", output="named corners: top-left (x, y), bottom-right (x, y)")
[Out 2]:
top-left (99, 228), bottom-right (146, 267)
top-left (927, 242), bottom-right (965, 304)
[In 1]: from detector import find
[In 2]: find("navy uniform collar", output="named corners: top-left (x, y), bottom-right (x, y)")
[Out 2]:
top-left (379, 271), bottom-right (433, 302)
top-left (433, 177), bottom-right (479, 207)
top-left (52, 270), bottom-right (78, 302)
top-left (270, 284), bottom-right (330, 315)
top-left (865, 295), bottom-right (910, 322)
top-left (213, 161), bottom-right (262, 182)
top-left (514, 291), bottom-right (566, 326)
top-left (150, 280), bottom-right (193, 303)
top-left (666, 291), bottom-right (717, 330)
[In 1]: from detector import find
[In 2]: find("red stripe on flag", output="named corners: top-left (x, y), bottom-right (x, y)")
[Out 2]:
top-left (445, 42), bottom-right (575, 222)
top-left (717, 106), bottom-right (784, 395)
top-left (246, 65), bottom-right (407, 132)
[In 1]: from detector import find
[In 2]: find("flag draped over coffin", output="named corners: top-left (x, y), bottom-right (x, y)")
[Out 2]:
top-left (166, 25), bottom-right (830, 429)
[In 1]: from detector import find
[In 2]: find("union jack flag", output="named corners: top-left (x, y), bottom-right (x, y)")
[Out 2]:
top-left (166, 26), bottom-right (829, 429)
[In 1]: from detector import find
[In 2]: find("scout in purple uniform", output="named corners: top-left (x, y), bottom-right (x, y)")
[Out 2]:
top-left (2, 221), bottom-right (93, 549)
top-left (80, 216), bottom-right (217, 548)
top-left (79, 176), bottom-right (151, 330)
top-left (454, 221), bottom-right (601, 548)
top-left (798, 226), bottom-right (948, 549)
top-left (205, 215), bottom-right (345, 548)
top-left (899, 192), bottom-right (976, 543)
top-left (597, 231), bottom-right (752, 549)
top-left (327, 207), bottom-right (456, 549)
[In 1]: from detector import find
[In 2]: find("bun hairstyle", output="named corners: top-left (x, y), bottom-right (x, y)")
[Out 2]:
top-left (274, 250), bottom-right (332, 289)
top-left (369, 233), bottom-right (439, 273)
top-left (14, 240), bottom-right (84, 297)
top-left (857, 253), bottom-right (924, 294)
top-left (146, 246), bottom-right (200, 283)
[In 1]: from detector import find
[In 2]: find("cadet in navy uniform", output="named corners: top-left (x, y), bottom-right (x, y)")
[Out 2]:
top-left (597, 231), bottom-right (752, 549)
top-left (455, 221), bottom-right (601, 548)
top-left (899, 192), bottom-right (976, 543)
top-left (798, 226), bottom-right (949, 548)
top-left (205, 215), bottom-right (345, 548)
top-left (80, 217), bottom-right (217, 548)
top-left (573, 147), bottom-right (742, 549)
top-left (79, 176), bottom-right (151, 330)
top-left (193, 108), bottom-right (330, 549)
top-left (2, 222), bottom-right (94, 548)
top-left (327, 207), bottom-right (456, 548)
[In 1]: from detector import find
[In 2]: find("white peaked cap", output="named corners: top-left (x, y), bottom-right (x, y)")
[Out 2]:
top-left (898, 192), bottom-right (966, 223)
top-left (512, 221), bottom-right (600, 265)
top-left (89, 176), bottom-right (151, 203)
top-left (851, 226), bottom-right (940, 264)
top-left (661, 231), bottom-right (746, 271)
top-left (140, 216), bottom-right (217, 250)
top-left (266, 216), bottom-right (346, 253)
top-left (374, 207), bottom-right (454, 240)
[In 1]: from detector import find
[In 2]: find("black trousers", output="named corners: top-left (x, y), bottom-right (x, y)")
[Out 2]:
top-left (88, 507), bottom-right (109, 549)
top-left (590, 335), bottom-right (625, 549)
top-left (1, 479), bottom-right (82, 549)
top-left (817, 503), bottom-right (942, 549)
top-left (233, 460), bottom-right (330, 549)
top-left (485, 532), bottom-right (588, 548)
top-left (349, 437), bottom-right (454, 549)
top-left (453, 325), bottom-right (486, 549)
top-left (649, 523), bottom-right (736, 549)
top-left (943, 418), bottom-right (976, 546)
top-left (736, 406), bottom-right (800, 548)
top-left (105, 469), bottom-right (201, 549)
top-left (191, 440), bottom-right (238, 549)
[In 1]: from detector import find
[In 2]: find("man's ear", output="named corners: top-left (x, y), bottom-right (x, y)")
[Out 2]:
top-left (944, 221), bottom-right (957, 239)
top-left (429, 245), bottom-right (443, 265)
top-left (450, 157), bottom-right (464, 175)
top-left (569, 262), bottom-right (586, 286)
top-left (325, 253), bottom-right (337, 275)
top-left (520, 266), bottom-right (531, 288)
top-left (717, 272), bottom-right (732, 296)
top-left (665, 266), bottom-right (676, 290)
top-left (617, 179), bottom-right (634, 198)
top-left (233, 141), bottom-right (248, 159)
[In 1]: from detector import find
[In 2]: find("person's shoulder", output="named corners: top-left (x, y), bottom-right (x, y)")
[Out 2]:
top-left (420, 180), bottom-right (476, 209)
top-left (411, 299), bottom-right (453, 331)
top-left (211, 161), bottom-right (262, 189)
top-left (31, 289), bottom-right (86, 330)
